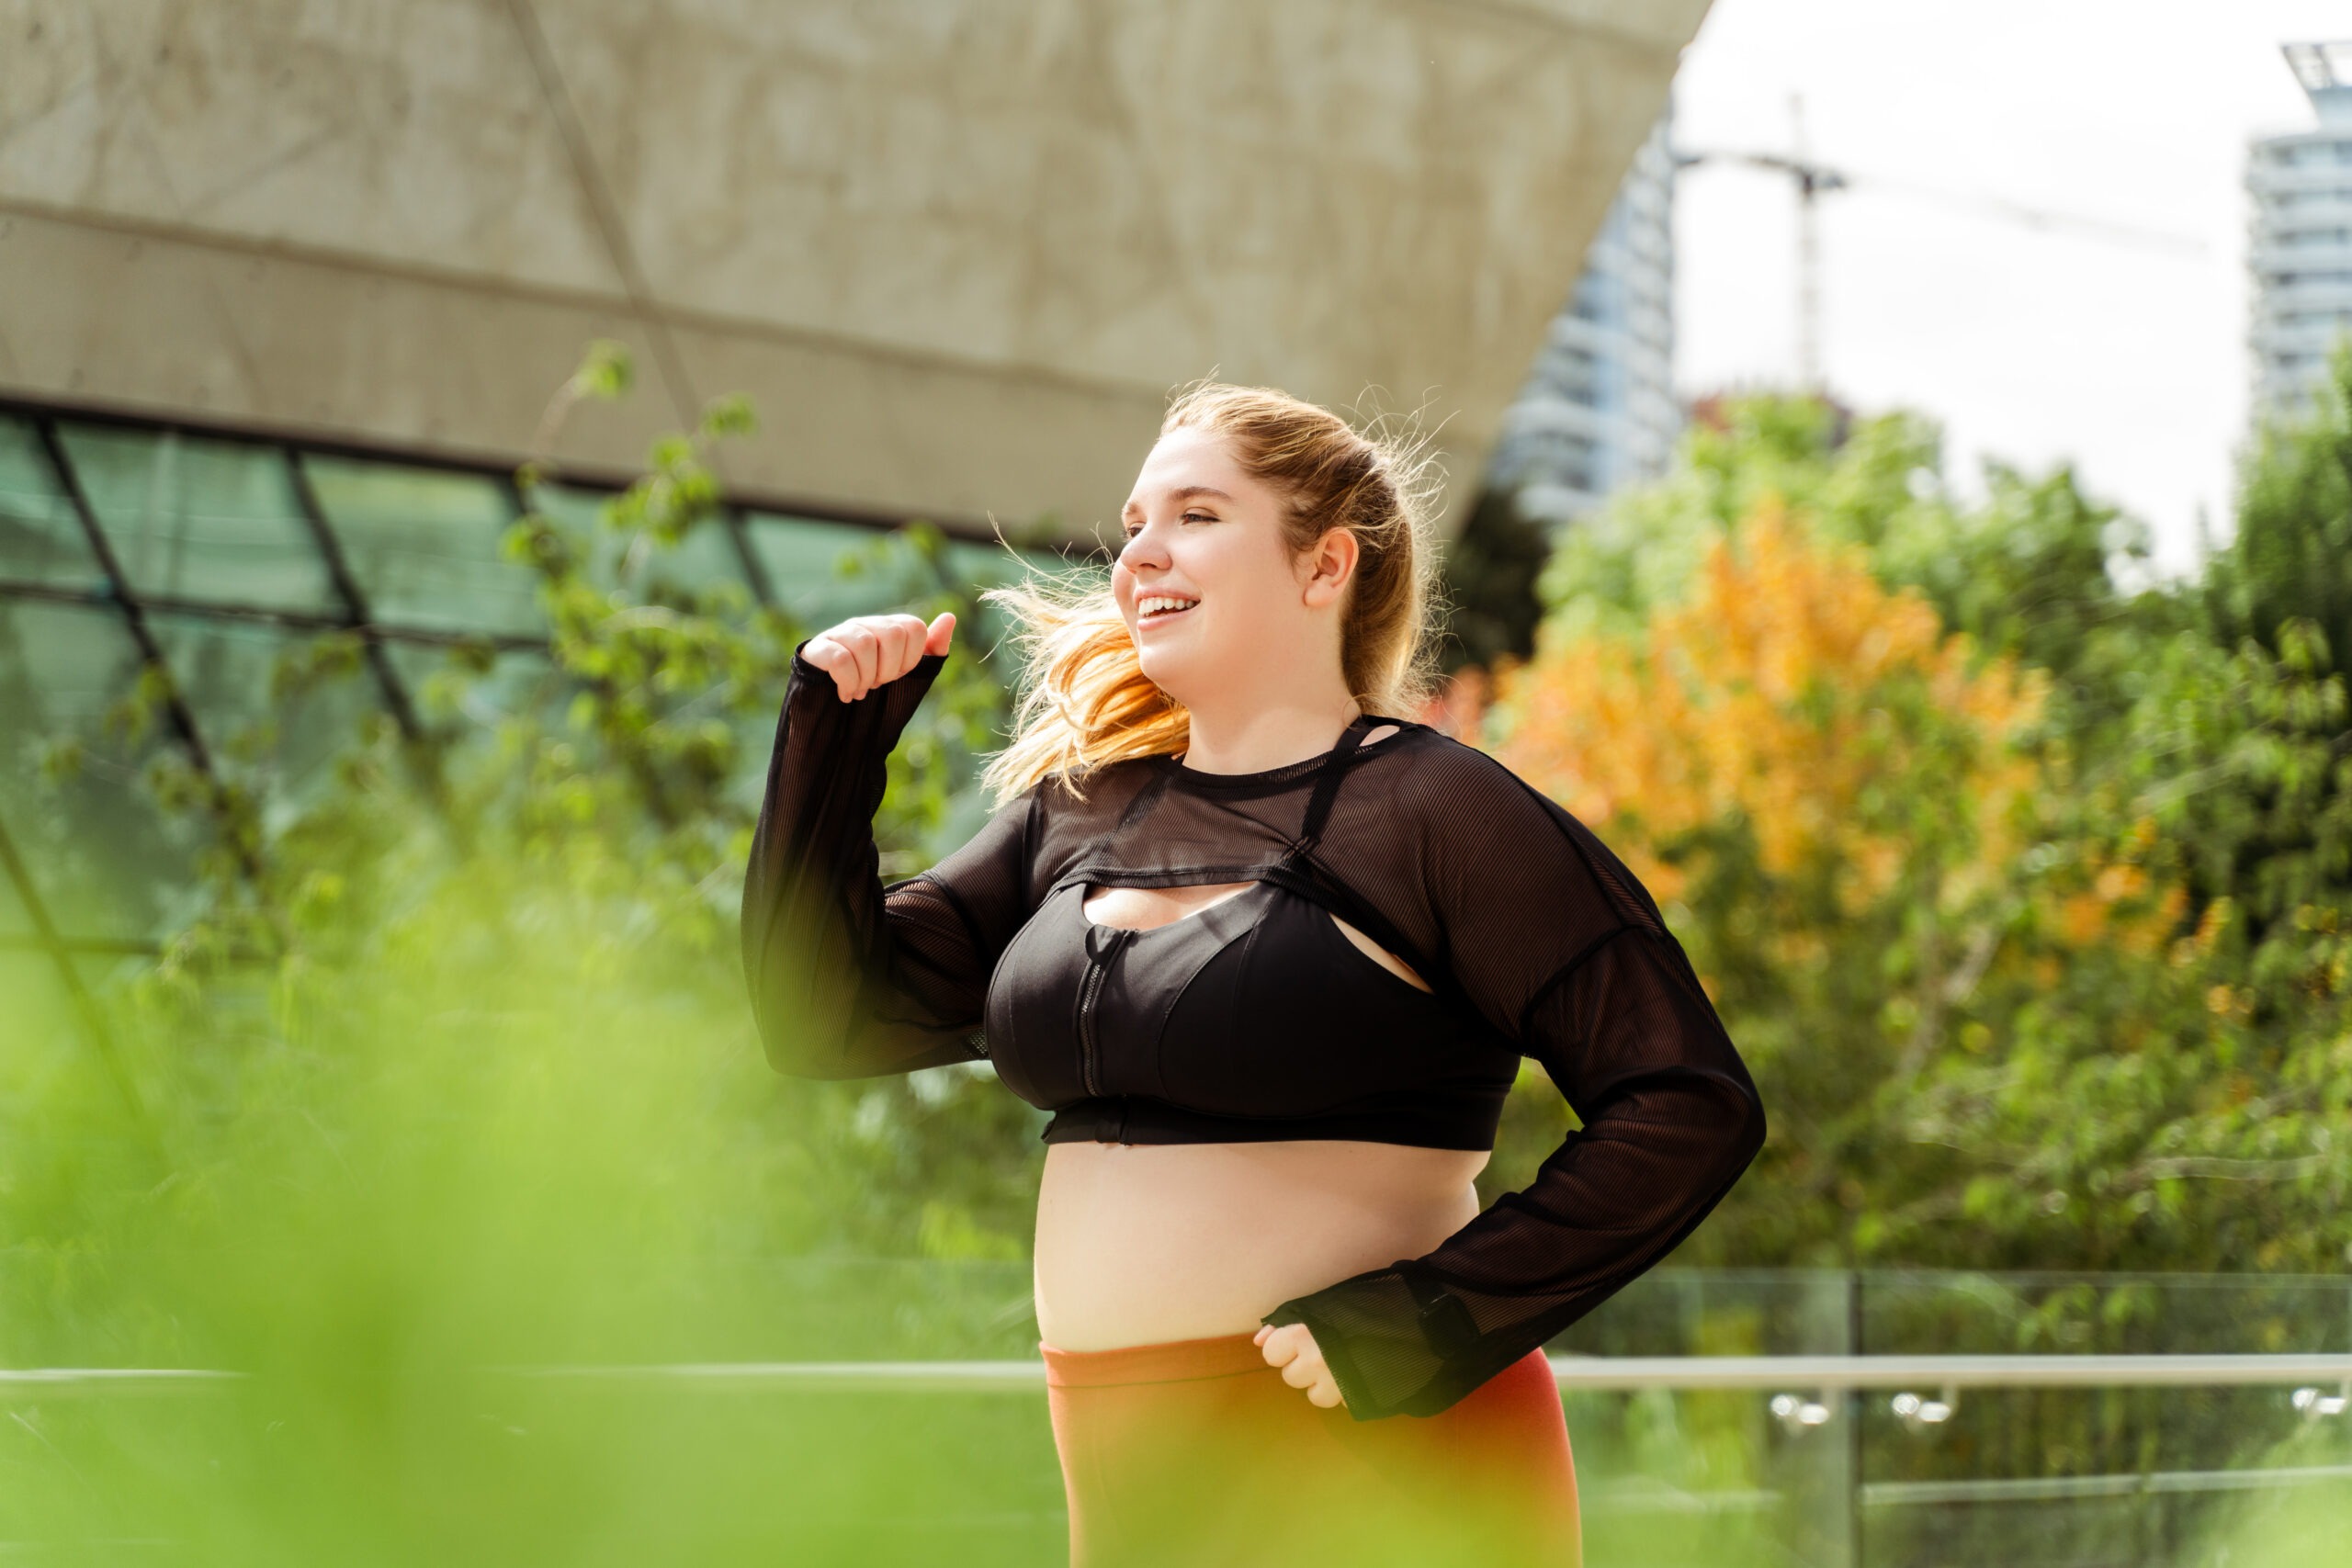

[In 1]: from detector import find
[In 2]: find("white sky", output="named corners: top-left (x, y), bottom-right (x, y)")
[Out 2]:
top-left (1668, 0), bottom-right (2346, 578)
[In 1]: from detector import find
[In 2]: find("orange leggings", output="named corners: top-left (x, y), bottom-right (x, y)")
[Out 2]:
top-left (1042, 1331), bottom-right (1580, 1568)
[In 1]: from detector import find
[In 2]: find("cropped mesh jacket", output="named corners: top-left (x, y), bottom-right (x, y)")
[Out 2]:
top-left (742, 642), bottom-right (1767, 1421)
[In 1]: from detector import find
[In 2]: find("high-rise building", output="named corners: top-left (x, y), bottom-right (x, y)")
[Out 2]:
top-left (1487, 107), bottom-right (1681, 528)
top-left (2249, 41), bottom-right (2352, 422)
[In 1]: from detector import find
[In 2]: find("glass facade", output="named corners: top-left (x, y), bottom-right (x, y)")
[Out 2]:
top-left (0, 403), bottom-right (1069, 1009)
top-left (64, 425), bottom-right (340, 613)
top-left (2250, 44), bottom-right (2352, 421)
top-left (1489, 106), bottom-right (1681, 529)
top-left (0, 597), bottom-right (211, 944)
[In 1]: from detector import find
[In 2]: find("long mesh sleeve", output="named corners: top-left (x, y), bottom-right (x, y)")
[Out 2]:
top-left (741, 639), bottom-right (1034, 1079)
top-left (1262, 755), bottom-right (1767, 1421)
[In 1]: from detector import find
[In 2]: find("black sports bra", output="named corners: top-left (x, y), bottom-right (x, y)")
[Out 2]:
top-left (984, 716), bottom-right (1522, 1149)
top-left (741, 640), bottom-right (1766, 1422)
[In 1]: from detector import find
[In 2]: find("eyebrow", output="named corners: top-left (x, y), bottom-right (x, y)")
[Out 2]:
top-left (1121, 485), bottom-right (1236, 516)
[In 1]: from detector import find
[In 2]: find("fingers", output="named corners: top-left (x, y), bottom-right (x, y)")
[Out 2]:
top-left (1257, 1324), bottom-right (1346, 1409)
top-left (803, 612), bottom-right (952, 703)
top-left (1286, 1359), bottom-right (1343, 1407)
top-left (842, 623), bottom-right (878, 695)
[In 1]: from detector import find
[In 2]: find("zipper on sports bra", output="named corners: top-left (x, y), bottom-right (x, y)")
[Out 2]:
top-left (1077, 923), bottom-right (1134, 1100)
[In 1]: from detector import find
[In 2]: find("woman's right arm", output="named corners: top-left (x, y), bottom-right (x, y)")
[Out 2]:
top-left (741, 614), bottom-right (1035, 1079)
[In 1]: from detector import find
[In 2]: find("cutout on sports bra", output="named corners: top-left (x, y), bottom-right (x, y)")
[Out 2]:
top-left (1083, 722), bottom-right (1408, 937)
top-left (1080, 881), bottom-right (1256, 932)
top-left (1327, 910), bottom-right (1433, 993)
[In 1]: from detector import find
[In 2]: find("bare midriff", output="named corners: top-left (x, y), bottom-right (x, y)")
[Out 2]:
top-left (1033, 1137), bottom-right (1489, 1349)
top-left (1034, 721), bottom-right (1486, 1351)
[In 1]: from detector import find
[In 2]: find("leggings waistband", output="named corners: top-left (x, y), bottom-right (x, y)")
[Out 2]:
top-left (1039, 1331), bottom-right (1272, 1389)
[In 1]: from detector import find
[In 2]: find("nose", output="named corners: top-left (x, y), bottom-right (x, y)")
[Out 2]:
top-left (1116, 523), bottom-right (1167, 573)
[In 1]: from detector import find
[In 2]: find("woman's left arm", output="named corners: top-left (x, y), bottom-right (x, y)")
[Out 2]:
top-left (1261, 752), bottom-right (1768, 1422)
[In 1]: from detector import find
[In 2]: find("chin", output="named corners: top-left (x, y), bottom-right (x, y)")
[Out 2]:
top-left (1133, 643), bottom-right (1200, 704)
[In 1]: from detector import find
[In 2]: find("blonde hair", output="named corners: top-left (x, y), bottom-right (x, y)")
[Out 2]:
top-left (975, 381), bottom-right (1445, 807)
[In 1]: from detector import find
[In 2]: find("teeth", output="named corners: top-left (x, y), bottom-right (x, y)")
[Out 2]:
top-left (1139, 595), bottom-right (1198, 616)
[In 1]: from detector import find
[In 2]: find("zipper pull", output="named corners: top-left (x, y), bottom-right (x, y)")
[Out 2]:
top-left (1082, 920), bottom-right (1133, 962)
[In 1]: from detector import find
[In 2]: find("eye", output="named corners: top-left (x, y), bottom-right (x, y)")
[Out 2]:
top-left (1120, 510), bottom-right (1212, 541)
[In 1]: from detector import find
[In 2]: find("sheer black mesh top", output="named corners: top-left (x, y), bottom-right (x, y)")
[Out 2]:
top-left (743, 641), bottom-right (1768, 1421)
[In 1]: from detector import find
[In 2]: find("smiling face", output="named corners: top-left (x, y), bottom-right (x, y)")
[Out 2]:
top-left (1113, 425), bottom-right (1357, 715)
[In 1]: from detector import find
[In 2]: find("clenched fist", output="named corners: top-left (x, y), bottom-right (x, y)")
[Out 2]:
top-left (801, 611), bottom-right (956, 703)
top-left (1254, 1321), bottom-right (1348, 1410)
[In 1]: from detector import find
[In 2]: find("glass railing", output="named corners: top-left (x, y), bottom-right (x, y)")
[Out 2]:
top-left (6, 1262), bottom-right (2346, 1565)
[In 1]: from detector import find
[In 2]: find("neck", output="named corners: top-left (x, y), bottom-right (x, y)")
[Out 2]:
top-left (1177, 691), bottom-right (1365, 775)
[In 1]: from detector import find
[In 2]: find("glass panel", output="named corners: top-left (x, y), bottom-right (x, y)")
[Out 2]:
top-left (748, 518), bottom-right (1080, 646)
top-left (741, 514), bottom-right (908, 636)
top-left (57, 423), bottom-right (336, 612)
top-left (305, 457), bottom-right (543, 637)
top-left (535, 484), bottom-right (750, 601)
top-left (382, 642), bottom-right (567, 734)
top-left (150, 615), bottom-right (383, 813)
top-left (944, 537), bottom-right (1073, 649)
top-left (724, 527), bottom-right (1074, 817)
top-left (944, 538), bottom-right (1058, 586)
top-left (0, 417), bottom-right (106, 589)
top-left (0, 601), bottom-right (210, 942)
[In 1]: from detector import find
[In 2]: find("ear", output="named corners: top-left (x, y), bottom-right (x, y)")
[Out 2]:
top-left (1300, 527), bottom-right (1358, 608)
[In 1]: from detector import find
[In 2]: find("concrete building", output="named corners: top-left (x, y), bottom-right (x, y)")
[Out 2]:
top-left (2249, 40), bottom-right (2352, 423)
top-left (3, 0), bottom-right (1710, 536)
top-left (0, 0), bottom-right (1713, 978)
top-left (1487, 105), bottom-right (1679, 527)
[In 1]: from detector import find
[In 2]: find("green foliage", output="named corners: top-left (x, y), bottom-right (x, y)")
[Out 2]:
top-left (1505, 368), bottom-right (2352, 1280)
top-left (1, 862), bottom-right (1067, 1563)
top-left (11, 345), bottom-right (2352, 1560)
top-left (0, 343), bottom-right (1084, 1555)
top-left (1920, 357), bottom-right (2352, 1278)
top-left (1910, 613), bottom-right (2352, 1274)
top-left (9, 344), bottom-right (1048, 1256)
top-left (27, 348), bottom-right (2352, 1297)
top-left (1433, 486), bottom-right (1551, 672)
top-left (2205, 338), bottom-right (2352, 671)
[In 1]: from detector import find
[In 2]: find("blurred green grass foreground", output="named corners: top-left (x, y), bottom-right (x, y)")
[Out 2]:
top-left (6, 346), bottom-right (2352, 1563)
top-left (1, 364), bottom-right (1078, 1564)
top-left (2, 867), bottom-right (1069, 1565)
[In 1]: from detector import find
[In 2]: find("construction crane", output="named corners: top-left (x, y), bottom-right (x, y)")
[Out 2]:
top-left (1676, 96), bottom-right (2209, 392)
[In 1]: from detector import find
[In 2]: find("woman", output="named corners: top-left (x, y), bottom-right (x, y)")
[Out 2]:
top-left (741, 383), bottom-right (1767, 1566)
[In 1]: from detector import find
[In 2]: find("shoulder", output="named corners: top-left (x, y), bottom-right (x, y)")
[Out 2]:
top-left (1373, 726), bottom-right (1580, 835)
top-left (1377, 728), bottom-right (1667, 934)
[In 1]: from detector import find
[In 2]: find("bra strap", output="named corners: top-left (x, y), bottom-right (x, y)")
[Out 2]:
top-left (1288, 714), bottom-right (1379, 861)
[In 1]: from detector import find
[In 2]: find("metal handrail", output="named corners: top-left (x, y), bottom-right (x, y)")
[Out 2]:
top-left (14, 1351), bottom-right (2350, 1395)
top-left (0, 1368), bottom-right (238, 1392)
top-left (1545, 1351), bottom-right (2352, 1392)
top-left (1864, 1462), bottom-right (2352, 1506)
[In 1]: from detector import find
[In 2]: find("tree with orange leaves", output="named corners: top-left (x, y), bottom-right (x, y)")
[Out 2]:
top-left (1481, 495), bottom-right (2152, 1266)
top-left (1462, 390), bottom-right (2352, 1278)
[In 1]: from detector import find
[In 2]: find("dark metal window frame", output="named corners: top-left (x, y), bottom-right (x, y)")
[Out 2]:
top-left (0, 394), bottom-right (1059, 1085)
